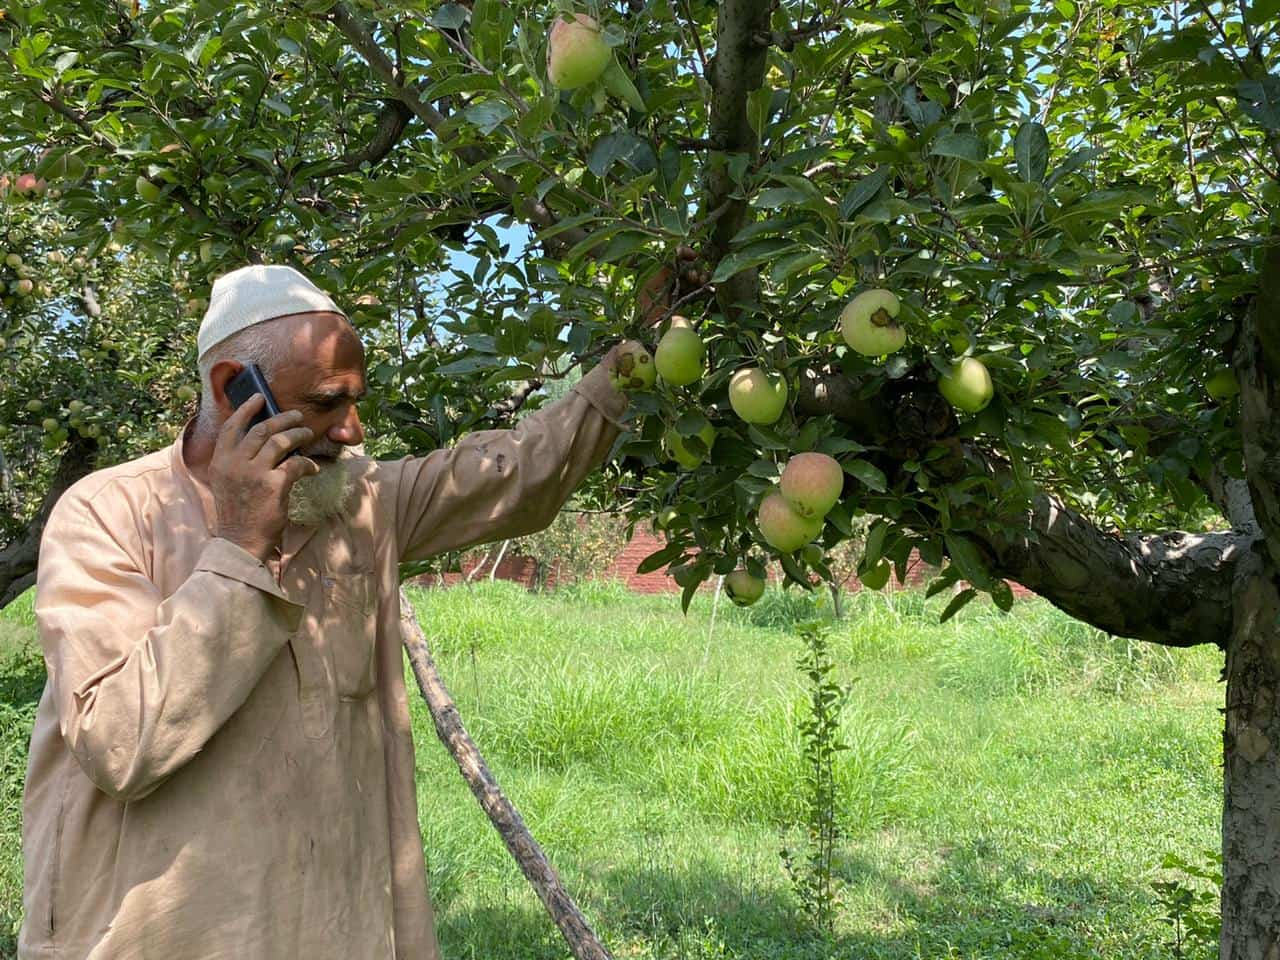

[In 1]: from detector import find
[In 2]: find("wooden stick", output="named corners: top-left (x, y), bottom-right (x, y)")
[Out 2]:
top-left (398, 587), bottom-right (614, 960)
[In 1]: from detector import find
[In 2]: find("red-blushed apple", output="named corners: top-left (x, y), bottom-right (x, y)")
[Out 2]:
top-left (725, 569), bottom-right (765, 606)
top-left (13, 278), bottom-right (33, 297)
top-left (729, 367), bottom-right (788, 425)
top-left (938, 356), bottom-right (994, 413)
top-left (14, 173), bottom-right (46, 196)
top-left (757, 491), bottom-right (824, 553)
top-left (655, 322), bottom-right (704, 386)
top-left (780, 452), bottom-right (843, 518)
top-left (665, 423), bottom-right (715, 469)
top-left (546, 13), bottom-right (610, 90)
top-left (840, 289), bottom-right (905, 356)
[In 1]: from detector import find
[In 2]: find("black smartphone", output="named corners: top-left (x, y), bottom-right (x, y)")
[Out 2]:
top-left (226, 362), bottom-right (298, 460)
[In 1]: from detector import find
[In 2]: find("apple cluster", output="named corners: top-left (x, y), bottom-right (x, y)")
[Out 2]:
top-left (604, 284), bottom-right (1005, 603)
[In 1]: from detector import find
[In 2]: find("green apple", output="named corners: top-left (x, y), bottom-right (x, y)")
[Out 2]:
top-left (68, 399), bottom-right (84, 414)
top-left (780, 452), bottom-right (844, 518)
top-left (546, 13), bottom-right (610, 90)
top-left (860, 559), bottom-right (891, 591)
top-left (729, 367), bottom-right (788, 425)
top-left (665, 423), bottom-right (715, 469)
top-left (725, 569), bottom-right (766, 606)
top-left (757, 491), bottom-right (824, 553)
top-left (840, 289), bottom-right (906, 356)
top-left (135, 176), bottom-right (162, 204)
top-left (4, 253), bottom-right (22, 269)
top-left (0, 424), bottom-right (9, 439)
top-left (938, 357), bottom-right (994, 414)
top-left (653, 506), bottom-right (680, 531)
top-left (1206, 367), bottom-right (1240, 400)
top-left (610, 342), bottom-right (656, 391)
top-left (176, 385), bottom-right (197, 402)
top-left (655, 324), bottom-right (705, 386)
top-left (42, 417), bottom-right (60, 433)
top-left (25, 399), bottom-right (43, 413)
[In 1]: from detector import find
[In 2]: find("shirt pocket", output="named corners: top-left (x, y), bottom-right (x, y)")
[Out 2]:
top-left (320, 570), bottom-right (377, 699)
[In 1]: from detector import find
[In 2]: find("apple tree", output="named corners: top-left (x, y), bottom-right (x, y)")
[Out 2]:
top-left (3, 0), bottom-right (1280, 952)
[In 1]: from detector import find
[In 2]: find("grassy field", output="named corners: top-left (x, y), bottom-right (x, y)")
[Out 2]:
top-left (0, 580), bottom-right (1224, 959)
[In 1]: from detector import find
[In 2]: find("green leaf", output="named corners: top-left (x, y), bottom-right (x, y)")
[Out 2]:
top-left (943, 533), bottom-right (992, 591)
top-left (939, 587), bottom-right (977, 623)
top-left (637, 541), bottom-right (685, 574)
top-left (843, 459), bottom-right (887, 493)
top-left (1238, 77), bottom-right (1280, 131)
top-left (463, 101), bottom-right (513, 136)
top-left (932, 132), bottom-right (984, 161)
top-left (711, 238), bottom-right (796, 283)
top-left (587, 131), bottom-right (653, 177)
top-left (755, 187), bottom-right (812, 208)
top-left (769, 249), bottom-right (823, 284)
top-left (839, 169), bottom-right (888, 219)
top-left (863, 518), bottom-right (890, 568)
top-left (431, 3), bottom-right (469, 28)
top-left (1014, 120), bottom-right (1049, 182)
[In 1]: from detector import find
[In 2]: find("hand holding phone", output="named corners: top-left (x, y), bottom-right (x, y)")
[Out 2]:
top-left (210, 365), bottom-right (319, 560)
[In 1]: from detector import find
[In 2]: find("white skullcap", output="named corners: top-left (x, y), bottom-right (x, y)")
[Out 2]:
top-left (197, 264), bottom-right (348, 362)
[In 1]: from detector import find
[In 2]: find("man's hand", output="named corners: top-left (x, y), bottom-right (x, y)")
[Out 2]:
top-left (210, 394), bottom-right (320, 561)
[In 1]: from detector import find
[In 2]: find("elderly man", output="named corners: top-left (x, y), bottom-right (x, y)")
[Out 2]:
top-left (19, 264), bottom-right (641, 959)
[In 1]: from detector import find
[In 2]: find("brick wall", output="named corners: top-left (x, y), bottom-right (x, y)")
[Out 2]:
top-left (413, 523), bottom-right (1036, 600)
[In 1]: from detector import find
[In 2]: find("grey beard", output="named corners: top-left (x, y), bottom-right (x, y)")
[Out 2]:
top-left (287, 448), bottom-right (358, 526)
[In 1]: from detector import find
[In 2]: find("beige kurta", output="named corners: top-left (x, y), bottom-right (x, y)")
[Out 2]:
top-left (18, 361), bottom-right (627, 960)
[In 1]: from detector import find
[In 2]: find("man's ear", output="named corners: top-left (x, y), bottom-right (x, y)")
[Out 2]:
top-left (208, 360), bottom-right (245, 417)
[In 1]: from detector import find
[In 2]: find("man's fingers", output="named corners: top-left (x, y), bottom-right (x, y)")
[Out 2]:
top-left (222, 392), bottom-right (265, 434)
top-left (284, 455), bottom-right (321, 485)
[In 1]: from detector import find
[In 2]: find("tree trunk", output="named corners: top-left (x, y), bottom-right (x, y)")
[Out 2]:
top-left (1222, 562), bottom-right (1280, 958)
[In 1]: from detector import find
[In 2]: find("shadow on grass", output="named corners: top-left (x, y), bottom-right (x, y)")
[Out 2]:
top-left (436, 838), bottom-right (1169, 960)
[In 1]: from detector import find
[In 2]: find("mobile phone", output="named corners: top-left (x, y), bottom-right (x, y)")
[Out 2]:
top-left (226, 363), bottom-right (299, 460)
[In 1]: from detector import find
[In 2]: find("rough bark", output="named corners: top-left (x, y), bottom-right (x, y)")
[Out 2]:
top-left (1238, 237), bottom-right (1280, 562)
top-left (986, 493), bottom-right (1243, 648)
top-left (0, 432), bottom-right (99, 607)
top-left (398, 588), bottom-right (613, 960)
top-left (703, 0), bottom-right (771, 321)
top-left (1222, 554), bottom-right (1280, 959)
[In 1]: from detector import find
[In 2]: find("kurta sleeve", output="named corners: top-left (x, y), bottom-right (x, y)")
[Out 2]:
top-left (385, 358), bottom-right (629, 564)
top-left (35, 497), bottom-right (307, 803)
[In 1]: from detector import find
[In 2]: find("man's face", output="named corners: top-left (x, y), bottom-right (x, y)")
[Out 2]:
top-left (217, 311), bottom-right (369, 526)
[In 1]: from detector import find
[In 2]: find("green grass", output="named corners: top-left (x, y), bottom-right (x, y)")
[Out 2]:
top-left (0, 581), bottom-right (1224, 959)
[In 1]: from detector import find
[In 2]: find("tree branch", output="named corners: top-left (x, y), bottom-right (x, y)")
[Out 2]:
top-left (797, 364), bottom-right (1240, 648)
top-left (704, 0), bottom-right (772, 321)
top-left (325, 3), bottom-right (591, 258)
